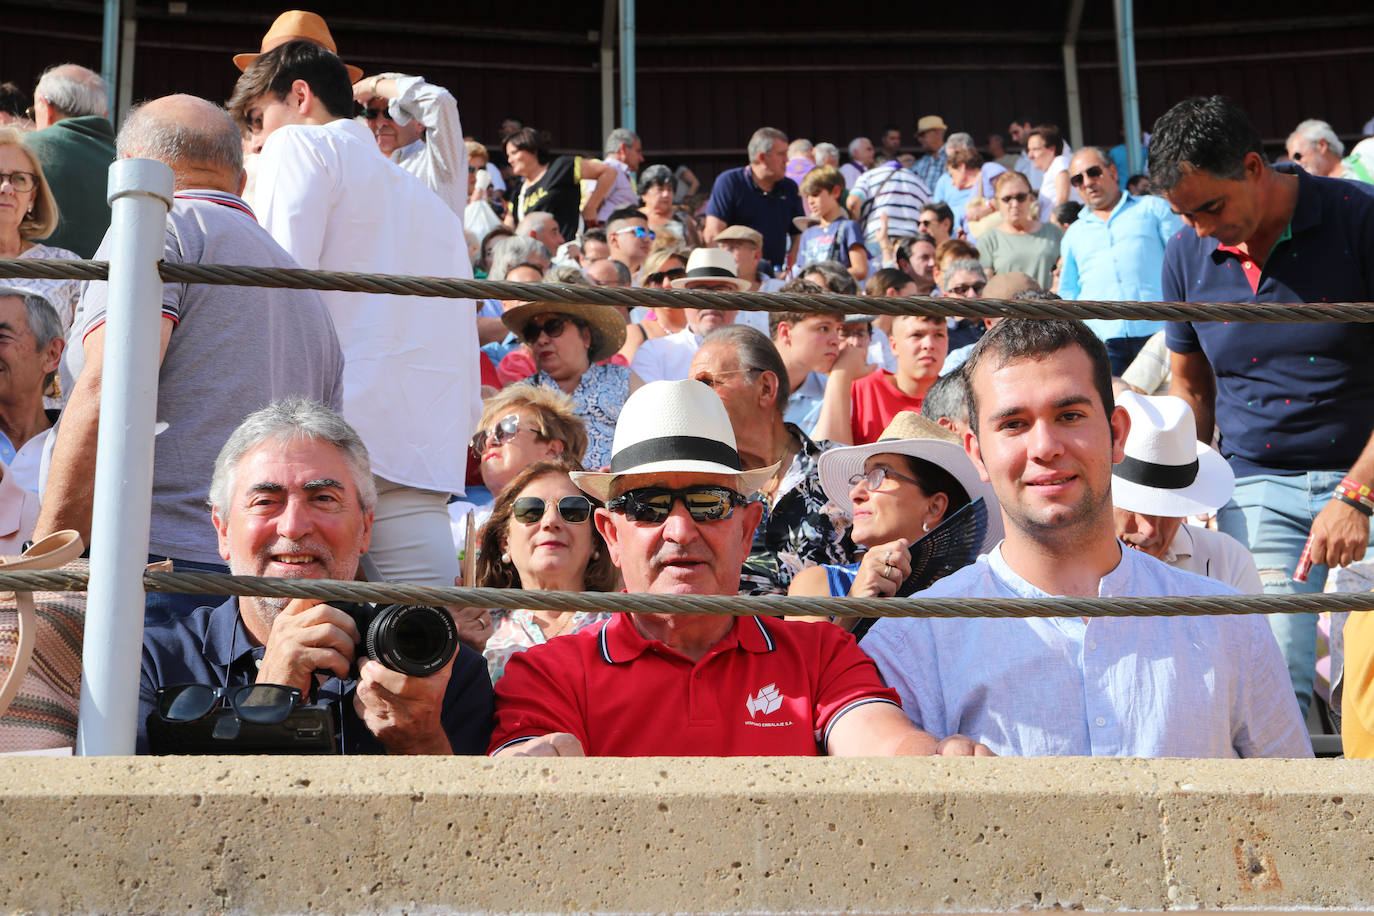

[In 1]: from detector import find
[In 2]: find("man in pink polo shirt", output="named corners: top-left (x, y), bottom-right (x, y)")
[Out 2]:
top-left (489, 379), bottom-right (985, 757)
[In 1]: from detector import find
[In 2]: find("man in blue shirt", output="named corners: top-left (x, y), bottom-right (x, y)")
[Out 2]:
top-left (863, 318), bottom-right (1308, 758)
top-left (1153, 95), bottom-right (1374, 717)
top-left (1057, 146), bottom-right (1183, 373)
top-left (138, 399), bottom-right (493, 755)
top-left (703, 127), bottom-right (804, 270)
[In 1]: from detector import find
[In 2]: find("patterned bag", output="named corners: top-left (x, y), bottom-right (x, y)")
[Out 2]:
top-left (0, 532), bottom-right (86, 753)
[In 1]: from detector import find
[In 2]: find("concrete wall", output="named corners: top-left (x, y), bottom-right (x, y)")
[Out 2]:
top-left (1, 757), bottom-right (1370, 914)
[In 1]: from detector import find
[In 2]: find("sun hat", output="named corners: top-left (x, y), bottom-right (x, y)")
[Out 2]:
top-left (570, 379), bottom-right (779, 501)
top-left (917, 115), bottom-right (949, 133)
top-left (818, 411), bottom-right (1003, 552)
top-left (233, 10), bottom-right (364, 83)
top-left (1111, 391), bottom-right (1234, 517)
top-left (669, 248), bottom-right (750, 291)
top-left (500, 301), bottom-right (627, 364)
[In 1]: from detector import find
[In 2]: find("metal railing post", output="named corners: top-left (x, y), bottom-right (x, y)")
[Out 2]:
top-left (75, 158), bottom-right (174, 756)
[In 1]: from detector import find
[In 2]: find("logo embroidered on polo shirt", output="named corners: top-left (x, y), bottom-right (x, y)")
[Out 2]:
top-left (745, 683), bottom-right (783, 717)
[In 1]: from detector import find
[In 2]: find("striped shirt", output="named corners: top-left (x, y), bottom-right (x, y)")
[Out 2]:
top-left (847, 161), bottom-right (932, 246)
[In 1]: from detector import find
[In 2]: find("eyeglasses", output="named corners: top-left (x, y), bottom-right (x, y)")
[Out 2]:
top-left (363, 106), bottom-right (393, 121)
top-left (614, 225), bottom-right (656, 241)
top-left (522, 315), bottom-right (585, 343)
top-left (646, 267), bottom-right (687, 285)
top-left (693, 367), bottom-right (760, 389)
top-left (512, 495), bottom-right (593, 525)
top-left (916, 218), bottom-right (936, 227)
top-left (1069, 165), bottom-right (1105, 187)
top-left (471, 413), bottom-right (525, 453)
top-left (998, 192), bottom-right (1030, 204)
top-left (0, 171), bottom-right (37, 193)
top-left (155, 683), bottom-right (301, 725)
top-left (947, 282), bottom-right (987, 296)
top-left (607, 485), bottom-right (747, 523)
top-left (848, 466), bottom-right (924, 493)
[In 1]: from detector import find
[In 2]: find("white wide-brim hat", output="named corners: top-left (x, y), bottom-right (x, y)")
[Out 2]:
top-left (669, 247), bottom-right (750, 291)
top-left (818, 412), bottom-right (1003, 553)
top-left (1111, 390), bottom-right (1234, 518)
top-left (571, 379), bottom-right (779, 501)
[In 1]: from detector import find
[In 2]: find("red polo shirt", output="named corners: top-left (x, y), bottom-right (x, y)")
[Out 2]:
top-left (850, 370), bottom-right (924, 445)
top-left (489, 614), bottom-right (900, 756)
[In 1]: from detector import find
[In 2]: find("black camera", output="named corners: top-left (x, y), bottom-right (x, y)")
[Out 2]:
top-left (334, 602), bottom-right (459, 677)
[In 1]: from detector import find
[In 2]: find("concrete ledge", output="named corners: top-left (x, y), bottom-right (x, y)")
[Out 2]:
top-left (1, 757), bottom-right (1370, 914)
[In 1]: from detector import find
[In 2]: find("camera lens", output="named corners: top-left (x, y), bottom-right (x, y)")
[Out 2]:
top-left (364, 604), bottom-right (458, 677)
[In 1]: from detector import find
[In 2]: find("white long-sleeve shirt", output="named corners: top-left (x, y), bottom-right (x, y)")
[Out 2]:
top-left (383, 73), bottom-right (467, 218)
top-left (255, 117), bottom-right (480, 493)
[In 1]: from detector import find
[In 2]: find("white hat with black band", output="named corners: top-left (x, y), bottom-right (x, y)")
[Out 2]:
top-left (1111, 391), bottom-right (1235, 518)
top-left (570, 379), bottom-right (779, 501)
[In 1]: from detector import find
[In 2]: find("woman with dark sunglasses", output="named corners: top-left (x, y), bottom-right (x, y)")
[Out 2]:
top-left (475, 459), bottom-right (618, 681)
top-left (976, 170), bottom-right (1062, 290)
top-left (500, 300), bottom-right (644, 470)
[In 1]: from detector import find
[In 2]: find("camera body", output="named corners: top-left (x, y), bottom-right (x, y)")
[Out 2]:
top-left (333, 602), bottom-right (459, 678)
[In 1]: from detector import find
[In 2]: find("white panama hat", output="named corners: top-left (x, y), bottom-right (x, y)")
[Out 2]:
top-left (817, 411), bottom-right (1003, 554)
top-left (669, 248), bottom-right (750, 291)
top-left (570, 379), bottom-right (779, 501)
top-left (1111, 391), bottom-right (1235, 518)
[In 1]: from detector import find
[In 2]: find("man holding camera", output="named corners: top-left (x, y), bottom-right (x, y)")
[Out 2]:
top-left (136, 399), bottom-right (493, 755)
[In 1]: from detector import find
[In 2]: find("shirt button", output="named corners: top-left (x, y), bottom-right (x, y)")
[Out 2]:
top-left (1088, 641), bottom-right (1097, 651)
top-left (1095, 717), bottom-right (1106, 727)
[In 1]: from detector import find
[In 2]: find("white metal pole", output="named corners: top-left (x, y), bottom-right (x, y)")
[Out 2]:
top-left (75, 158), bottom-right (174, 756)
top-left (1114, 0), bottom-right (1144, 177)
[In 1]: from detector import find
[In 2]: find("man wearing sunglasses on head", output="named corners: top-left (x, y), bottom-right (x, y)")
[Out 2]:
top-left (352, 70), bottom-right (466, 217)
top-left (137, 399), bottom-right (494, 755)
top-left (1056, 146), bottom-right (1183, 374)
top-left (489, 379), bottom-right (971, 757)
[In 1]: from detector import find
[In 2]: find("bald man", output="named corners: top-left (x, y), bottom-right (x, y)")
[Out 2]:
top-left (36, 94), bottom-right (345, 625)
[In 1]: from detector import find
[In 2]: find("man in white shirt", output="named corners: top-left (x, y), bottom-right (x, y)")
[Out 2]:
top-left (229, 40), bottom-right (480, 589)
top-left (840, 137), bottom-right (873, 189)
top-left (630, 249), bottom-right (745, 383)
top-left (862, 318), bottom-right (1308, 758)
top-left (353, 71), bottom-right (467, 218)
top-left (1111, 391), bottom-right (1262, 593)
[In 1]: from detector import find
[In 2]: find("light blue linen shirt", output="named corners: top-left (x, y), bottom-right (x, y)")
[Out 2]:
top-left (863, 543), bottom-right (1311, 758)
top-left (784, 371), bottom-right (827, 437)
top-left (1057, 193), bottom-right (1184, 342)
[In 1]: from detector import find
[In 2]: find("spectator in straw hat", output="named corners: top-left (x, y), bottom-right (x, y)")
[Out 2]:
top-left (862, 318), bottom-right (1310, 758)
top-left (501, 299), bottom-right (643, 471)
top-left (1111, 392), bottom-right (1260, 593)
top-left (629, 248), bottom-right (746, 384)
top-left (490, 379), bottom-right (965, 757)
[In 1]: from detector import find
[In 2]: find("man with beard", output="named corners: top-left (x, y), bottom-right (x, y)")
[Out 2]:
top-left (136, 399), bottom-right (493, 755)
top-left (862, 319), bottom-right (1309, 758)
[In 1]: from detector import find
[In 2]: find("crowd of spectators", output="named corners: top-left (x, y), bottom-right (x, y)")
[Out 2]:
top-left (3, 9), bottom-right (1374, 760)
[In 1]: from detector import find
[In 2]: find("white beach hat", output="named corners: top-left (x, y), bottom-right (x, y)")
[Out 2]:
top-left (570, 379), bottom-right (779, 501)
top-left (1111, 391), bottom-right (1235, 518)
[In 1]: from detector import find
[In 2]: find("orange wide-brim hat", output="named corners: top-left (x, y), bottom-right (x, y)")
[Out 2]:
top-left (232, 10), bottom-right (364, 83)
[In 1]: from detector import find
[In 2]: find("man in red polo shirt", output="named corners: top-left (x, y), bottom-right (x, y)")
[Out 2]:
top-left (489, 379), bottom-right (983, 757)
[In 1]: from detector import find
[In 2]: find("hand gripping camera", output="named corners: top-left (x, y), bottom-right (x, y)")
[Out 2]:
top-left (333, 602), bottom-right (459, 677)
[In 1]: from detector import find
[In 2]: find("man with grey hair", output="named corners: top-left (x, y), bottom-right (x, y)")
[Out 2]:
top-left (841, 136), bottom-right (874, 189)
top-left (35, 94), bottom-right (344, 625)
top-left (589, 127), bottom-right (643, 222)
top-left (1286, 119), bottom-right (1350, 179)
top-left (514, 211), bottom-right (564, 259)
top-left (813, 142), bottom-right (840, 169)
top-left (136, 398), bottom-right (494, 755)
top-left (23, 63), bottom-right (114, 257)
top-left (0, 288), bottom-right (63, 493)
top-left (703, 126), bottom-right (805, 269)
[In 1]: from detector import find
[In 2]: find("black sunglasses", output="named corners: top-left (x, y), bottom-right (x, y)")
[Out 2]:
top-left (471, 413), bottom-right (525, 454)
top-left (155, 683), bottom-right (301, 725)
top-left (362, 105), bottom-right (394, 121)
top-left (606, 485), bottom-right (746, 524)
top-left (646, 267), bottom-right (687, 285)
top-left (998, 192), bottom-right (1030, 204)
top-left (512, 495), bottom-right (593, 525)
top-left (522, 315), bottom-right (585, 344)
top-left (1069, 165), bottom-right (1105, 187)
